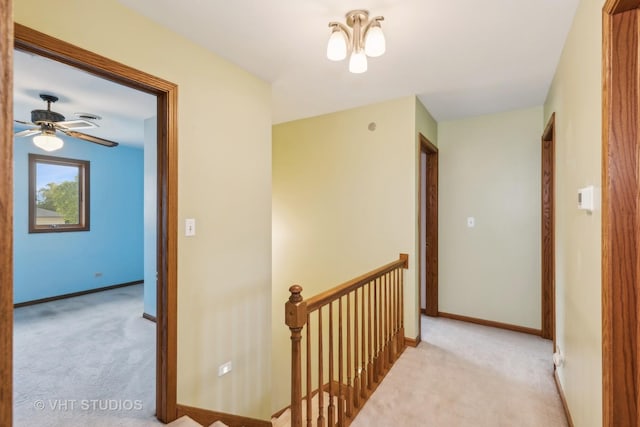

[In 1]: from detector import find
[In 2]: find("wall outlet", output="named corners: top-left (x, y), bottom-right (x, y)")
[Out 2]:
top-left (218, 361), bottom-right (232, 377)
top-left (467, 217), bottom-right (475, 228)
top-left (553, 347), bottom-right (564, 367)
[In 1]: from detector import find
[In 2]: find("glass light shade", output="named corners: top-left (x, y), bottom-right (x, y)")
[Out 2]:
top-left (349, 50), bottom-right (368, 74)
top-left (364, 24), bottom-right (386, 57)
top-left (327, 28), bottom-right (347, 61)
top-left (33, 134), bottom-right (64, 152)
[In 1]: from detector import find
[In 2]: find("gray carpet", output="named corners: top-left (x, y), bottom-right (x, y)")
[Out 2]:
top-left (13, 284), bottom-right (161, 427)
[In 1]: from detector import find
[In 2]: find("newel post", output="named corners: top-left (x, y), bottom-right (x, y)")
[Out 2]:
top-left (285, 285), bottom-right (307, 427)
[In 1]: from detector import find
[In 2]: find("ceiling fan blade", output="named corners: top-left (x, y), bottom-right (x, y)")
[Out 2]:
top-left (54, 119), bottom-right (99, 130)
top-left (14, 119), bottom-right (31, 125)
top-left (60, 129), bottom-right (119, 147)
top-left (14, 128), bottom-right (42, 137)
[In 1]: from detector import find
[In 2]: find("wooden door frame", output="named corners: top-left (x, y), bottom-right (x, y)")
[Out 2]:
top-left (0, 0), bottom-right (14, 424)
top-left (602, 1), bottom-right (640, 425)
top-left (418, 133), bottom-right (439, 321)
top-left (0, 23), bottom-right (179, 425)
top-left (541, 113), bottom-right (555, 345)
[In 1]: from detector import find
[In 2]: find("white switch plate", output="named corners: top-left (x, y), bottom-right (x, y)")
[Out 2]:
top-left (185, 218), bottom-right (196, 236)
top-left (578, 186), bottom-right (595, 211)
top-left (218, 361), bottom-right (232, 377)
top-left (467, 217), bottom-right (475, 228)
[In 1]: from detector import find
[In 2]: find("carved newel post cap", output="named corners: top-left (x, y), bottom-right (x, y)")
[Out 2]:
top-left (289, 285), bottom-right (303, 303)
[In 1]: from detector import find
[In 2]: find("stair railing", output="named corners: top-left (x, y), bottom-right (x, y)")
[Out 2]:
top-left (285, 254), bottom-right (409, 427)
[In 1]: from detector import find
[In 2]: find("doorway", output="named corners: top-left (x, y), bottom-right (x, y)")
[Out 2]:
top-left (419, 133), bottom-right (438, 320)
top-left (0, 23), bottom-right (178, 425)
top-left (541, 113), bottom-right (555, 344)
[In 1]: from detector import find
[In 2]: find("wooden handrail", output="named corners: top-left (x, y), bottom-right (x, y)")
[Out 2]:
top-left (284, 253), bottom-right (409, 427)
top-left (306, 254), bottom-right (408, 312)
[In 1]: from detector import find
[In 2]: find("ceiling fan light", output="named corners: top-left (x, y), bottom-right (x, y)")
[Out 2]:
top-left (33, 134), bottom-right (64, 152)
top-left (349, 50), bottom-right (368, 74)
top-left (327, 27), bottom-right (348, 61)
top-left (364, 24), bottom-right (386, 57)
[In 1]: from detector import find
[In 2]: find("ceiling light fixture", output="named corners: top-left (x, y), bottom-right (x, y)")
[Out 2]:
top-left (327, 9), bottom-right (386, 74)
top-left (33, 128), bottom-right (64, 152)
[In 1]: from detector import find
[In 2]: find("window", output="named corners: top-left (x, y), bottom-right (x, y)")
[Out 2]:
top-left (29, 154), bottom-right (90, 233)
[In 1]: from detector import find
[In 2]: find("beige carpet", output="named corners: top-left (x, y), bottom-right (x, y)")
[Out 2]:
top-left (349, 316), bottom-right (567, 427)
top-left (166, 416), bottom-right (227, 427)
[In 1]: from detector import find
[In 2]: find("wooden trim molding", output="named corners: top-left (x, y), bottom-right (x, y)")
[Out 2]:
top-left (404, 335), bottom-right (421, 348)
top-left (438, 312), bottom-right (542, 337)
top-left (13, 280), bottom-right (143, 308)
top-left (541, 113), bottom-right (556, 343)
top-left (0, 0), bottom-right (14, 424)
top-left (554, 370), bottom-right (575, 427)
top-left (12, 24), bottom-right (179, 423)
top-left (176, 404), bottom-right (271, 427)
top-left (602, 2), bottom-right (640, 425)
top-left (419, 134), bottom-right (439, 319)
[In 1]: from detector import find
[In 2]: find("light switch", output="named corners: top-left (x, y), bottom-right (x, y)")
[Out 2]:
top-left (185, 218), bottom-right (196, 236)
top-left (467, 217), bottom-right (475, 228)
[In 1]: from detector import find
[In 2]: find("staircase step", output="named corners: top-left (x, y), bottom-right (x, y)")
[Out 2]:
top-left (166, 416), bottom-right (230, 427)
top-left (166, 416), bottom-right (204, 427)
top-left (272, 392), bottom-right (339, 427)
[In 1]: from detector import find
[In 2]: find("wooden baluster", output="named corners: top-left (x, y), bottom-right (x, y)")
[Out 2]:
top-left (346, 293), bottom-right (353, 417)
top-left (367, 279), bottom-right (374, 391)
top-left (306, 314), bottom-right (312, 427)
top-left (390, 269), bottom-right (396, 362)
top-left (285, 285), bottom-right (307, 427)
top-left (353, 288), bottom-right (360, 409)
top-left (395, 268), bottom-right (400, 358)
top-left (379, 274), bottom-right (384, 372)
top-left (400, 254), bottom-right (408, 350)
top-left (384, 272), bottom-right (390, 371)
top-left (386, 271), bottom-right (392, 367)
top-left (360, 282), bottom-right (367, 399)
top-left (396, 267), bottom-right (402, 352)
top-left (318, 307), bottom-right (325, 427)
top-left (328, 302), bottom-right (335, 427)
top-left (374, 277), bottom-right (378, 377)
top-left (338, 297), bottom-right (345, 426)
top-left (400, 267), bottom-right (407, 349)
top-left (380, 274), bottom-right (389, 376)
top-left (394, 268), bottom-right (400, 354)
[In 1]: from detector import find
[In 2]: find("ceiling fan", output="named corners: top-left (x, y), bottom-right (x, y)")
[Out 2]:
top-left (14, 94), bottom-right (119, 151)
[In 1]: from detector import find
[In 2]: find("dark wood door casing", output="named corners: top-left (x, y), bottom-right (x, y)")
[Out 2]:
top-left (541, 113), bottom-right (555, 344)
top-left (419, 134), bottom-right (439, 318)
top-left (602, 1), bottom-right (640, 425)
top-left (0, 0), bottom-right (14, 424)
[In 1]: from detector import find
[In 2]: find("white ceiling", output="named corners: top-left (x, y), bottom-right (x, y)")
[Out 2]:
top-left (13, 50), bottom-right (156, 148)
top-left (14, 1), bottom-right (580, 140)
top-left (118, 0), bottom-right (580, 124)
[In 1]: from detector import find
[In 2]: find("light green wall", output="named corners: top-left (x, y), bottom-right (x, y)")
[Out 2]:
top-left (543, 0), bottom-right (603, 425)
top-left (272, 96), bottom-right (430, 411)
top-left (415, 98), bottom-right (438, 145)
top-left (14, 0), bottom-right (273, 419)
top-left (437, 107), bottom-right (543, 329)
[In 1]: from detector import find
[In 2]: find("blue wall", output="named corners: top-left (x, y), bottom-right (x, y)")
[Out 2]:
top-left (13, 135), bottom-right (144, 303)
top-left (143, 116), bottom-right (157, 317)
